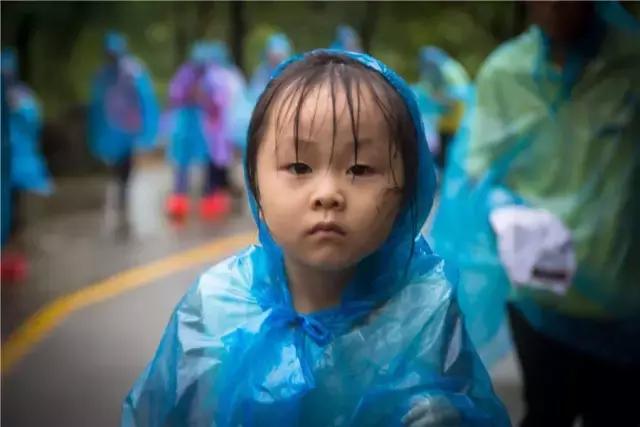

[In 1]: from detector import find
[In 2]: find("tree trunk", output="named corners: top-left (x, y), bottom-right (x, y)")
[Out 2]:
top-left (230, 1), bottom-right (246, 74)
top-left (360, 1), bottom-right (379, 54)
top-left (196, 1), bottom-right (215, 39)
top-left (15, 13), bottom-right (35, 84)
top-left (173, 2), bottom-right (190, 67)
top-left (512, 1), bottom-right (528, 38)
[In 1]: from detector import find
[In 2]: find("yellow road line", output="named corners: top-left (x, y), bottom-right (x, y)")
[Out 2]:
top-left (1, 231), bottom-right (255, 375)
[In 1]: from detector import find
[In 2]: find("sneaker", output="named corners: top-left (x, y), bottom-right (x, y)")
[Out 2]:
top-left (166, 194), bottom-right (190, 220)
top-left (200, 191), bottom-right (232, 220)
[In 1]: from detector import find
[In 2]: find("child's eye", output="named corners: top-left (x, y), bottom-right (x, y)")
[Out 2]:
top-left (347, 164), bottom-right (374, 176)
top-left (286, 162), bottom-right (312, 175)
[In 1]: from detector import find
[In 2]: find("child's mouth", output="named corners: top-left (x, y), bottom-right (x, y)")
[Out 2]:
top-left (308, 222), bottom-right (346, 236)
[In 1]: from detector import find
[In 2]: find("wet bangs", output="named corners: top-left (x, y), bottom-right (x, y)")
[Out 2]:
top-left (247, 51), bottom-right (418, 211)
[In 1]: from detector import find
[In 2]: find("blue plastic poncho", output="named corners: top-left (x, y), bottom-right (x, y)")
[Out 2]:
top-left (89, 33), bottom-right (159, 165)
top-left (122, 49), bottom-right (509, 426)
top-left (1, 48), bottom-right (53, 195)
top-left (429, 2), bottom-right (640, 366)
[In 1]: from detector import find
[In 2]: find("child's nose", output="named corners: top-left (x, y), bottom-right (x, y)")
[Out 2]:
top-left (311, 176), bottom-right (345, 211)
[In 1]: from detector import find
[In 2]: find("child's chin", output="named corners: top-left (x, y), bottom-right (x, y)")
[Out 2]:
top-left (306, 255), bottom-right (356, 273)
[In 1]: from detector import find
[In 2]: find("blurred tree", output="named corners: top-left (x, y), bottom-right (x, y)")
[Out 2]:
top-left (360, 1), bottom-right (379, 53)
top-left (230, 1), bottom-right (246, 73)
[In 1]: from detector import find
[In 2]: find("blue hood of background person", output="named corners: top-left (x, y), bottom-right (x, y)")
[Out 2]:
top-left (265, 33), bottom-right (292, 60)
top-left (104, 31), bottom-right (128, 57)
top-left (329, 25), bottom-right (362, 52)
top-left (1, 48), bottom-right (19, 82)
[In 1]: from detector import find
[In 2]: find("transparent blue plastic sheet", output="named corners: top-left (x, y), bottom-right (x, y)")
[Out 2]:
top-left (122, 49), bottom-right (509, 426)
top-left (89, 49), bottom-right (159, 165)
top-left (429, 2), bottom-right (640, 366)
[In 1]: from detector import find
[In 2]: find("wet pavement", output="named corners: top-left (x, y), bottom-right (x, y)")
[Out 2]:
top-left (1, 158), bottom-right (253, 339)
top-left (1, 159), bottom-right (525, 426)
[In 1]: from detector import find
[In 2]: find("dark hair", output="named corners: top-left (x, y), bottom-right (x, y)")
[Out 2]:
top-left (245, 52), bottom-right (420, 254)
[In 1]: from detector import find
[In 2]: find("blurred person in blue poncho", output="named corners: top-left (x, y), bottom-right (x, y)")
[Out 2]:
top-left (89, 31), bottom-right (159, 217)
top-left (411, 46), bottom-right (471, 169)
top-left (330, 24), bottom-right (363, 53)
top-left (121, 50), bottom-right (509, 427)
top-left (164, 41), bottom-right (234, 221)
top-left (1, 48), bottom-right (52, 198)
top-left (248, 33), bottom-right (292, 102)
top-left (430, 2), bottom-right (640, 425)
top-left (1, 48), bottom-right (52, 282)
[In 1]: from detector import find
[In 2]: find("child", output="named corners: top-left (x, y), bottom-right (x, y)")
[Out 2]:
top-left (122, 50), bottom-right (509, 426)
top-left (89, 32), bottom-right (159, 218)
top-left (165, 41), bottom-right (232, 221)
top-left (1, 48), bottom-right (52, 281)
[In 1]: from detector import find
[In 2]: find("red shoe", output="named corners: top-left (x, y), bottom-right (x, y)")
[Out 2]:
top-left (200, 191), bottom-right (232, 220)
top-left (1, 252), bottom-right (28, 284)
top-left (166, 194), bottom-right (190, 219)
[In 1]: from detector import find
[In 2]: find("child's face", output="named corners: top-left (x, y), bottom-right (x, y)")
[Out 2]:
top-left (256, 81), bottom-right (404, 273)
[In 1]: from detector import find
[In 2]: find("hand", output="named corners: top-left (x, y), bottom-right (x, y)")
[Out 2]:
top-left (401, 395), bottom-right (461, 427)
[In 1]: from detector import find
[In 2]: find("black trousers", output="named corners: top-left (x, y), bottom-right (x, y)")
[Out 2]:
top-left (437, 131), bottom-right (454, 169)
top-left (508, 305), bottom-right (640, 427)
top-left (112, 153), bottom-right (133, 209)
top-left (204, 162), bottom-right (229, 195)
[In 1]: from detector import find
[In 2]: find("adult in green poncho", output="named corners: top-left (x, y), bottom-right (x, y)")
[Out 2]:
top-left (430, 2), bottom-right (639, 426)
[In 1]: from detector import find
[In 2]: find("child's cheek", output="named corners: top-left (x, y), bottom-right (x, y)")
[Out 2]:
top-left (374, 186), bottom-right (403, 221)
